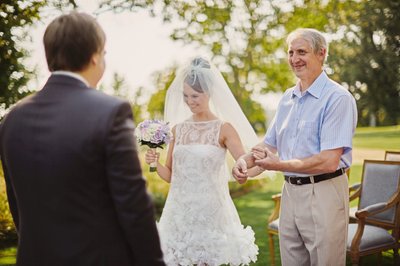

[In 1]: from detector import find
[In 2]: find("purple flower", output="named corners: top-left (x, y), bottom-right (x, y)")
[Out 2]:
top-left (134, 119), bottom-right (172, 149)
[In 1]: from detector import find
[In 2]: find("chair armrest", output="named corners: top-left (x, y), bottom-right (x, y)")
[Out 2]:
top-left (349, 182), bottom-right (361, 191)
top-left (351, 201), bottom-right (392, 252)
top-left (349, 182), bottom-right (361, 202)
top-left (272, 193), bottom-right (281, 201)
top-left (355, 202), bottom-right (387, 219)
top-left (350, 187), bottom-right (400, 253)
top-left (355, 189), bottom-right (400, 219)
top-left (268, 193), bottom-right (281, 223)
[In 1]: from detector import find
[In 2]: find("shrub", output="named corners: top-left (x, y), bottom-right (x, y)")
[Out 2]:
top-left (0, 165), bottom-right (17, 248)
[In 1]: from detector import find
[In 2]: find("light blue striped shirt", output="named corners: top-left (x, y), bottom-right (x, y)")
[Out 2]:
top-left (264, 71), bottom-right (357, 176)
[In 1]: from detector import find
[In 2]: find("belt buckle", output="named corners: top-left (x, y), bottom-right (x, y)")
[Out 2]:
top-left (288, 176), bottom-right (301, 185)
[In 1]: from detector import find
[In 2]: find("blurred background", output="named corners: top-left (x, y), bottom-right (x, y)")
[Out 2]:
top-left (0, 0), bottom-right (399, 265)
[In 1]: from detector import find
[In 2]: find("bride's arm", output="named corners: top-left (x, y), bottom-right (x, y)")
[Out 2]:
top-left (144, 127), bottom-right (174, 183)
top-left (220, 123), bottom-right (263, 178)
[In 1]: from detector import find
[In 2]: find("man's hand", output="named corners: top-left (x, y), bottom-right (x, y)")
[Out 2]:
top-left (254, 148), bottom-right (280, 171)
top-left (251, 145), bottom-right (267, 160)
top-left (232, 158), bottom-right (248, 184)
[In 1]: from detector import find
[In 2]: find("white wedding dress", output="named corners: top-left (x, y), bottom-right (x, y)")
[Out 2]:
top-left (158, 119), bottom-right (258, 266)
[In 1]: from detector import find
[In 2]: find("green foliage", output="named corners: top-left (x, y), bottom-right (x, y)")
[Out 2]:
top-left (277, 0), bottom-right (400, 126)
top-left (328, 0), bottom-right (400, 126)
top-left (103, 72), bottom-right (147, 123)
top-left (147, 66), bottom-right (177, 119)
top-left (0, 165), bottom-right (17, 248)
top-left (0, 1), bottom-right (44, 116)
top-left (100, 0), bottom-right (283, 133)
top-left (0, 0), bottom-right (79, 120)
top-left (101, 0), bottom-right (400, 128)
top-left (0, 246), bottom-right (17, 265)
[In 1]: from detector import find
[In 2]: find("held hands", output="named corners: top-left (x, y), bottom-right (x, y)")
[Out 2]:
top-left (252, 146), bottom-right (280, 170)
top-left (232, 145), bottom-right (280, 184)
top-left (144, 148), bottom-right (160, 166)
top-left (251, 146), bottom-right (267, 160)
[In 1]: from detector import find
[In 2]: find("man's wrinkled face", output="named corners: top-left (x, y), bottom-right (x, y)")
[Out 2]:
top-left (288, 38), bottom-right (325, 81)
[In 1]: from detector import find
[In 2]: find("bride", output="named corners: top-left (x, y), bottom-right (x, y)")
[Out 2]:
top-left (145, 57), bottom-right (260, 266)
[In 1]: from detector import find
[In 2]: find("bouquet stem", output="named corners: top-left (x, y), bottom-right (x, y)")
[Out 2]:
top-left (149, 148), bottom-right (157, 172)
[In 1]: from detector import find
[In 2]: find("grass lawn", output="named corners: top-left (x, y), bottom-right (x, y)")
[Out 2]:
top-left (0, 247), bottom-right (16, 266)
top-left (0, 125), bottom-right (399, 265)
top-left (353, 125), bottom-right (400, 150)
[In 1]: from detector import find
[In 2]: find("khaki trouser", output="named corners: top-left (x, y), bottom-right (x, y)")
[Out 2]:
top-left (279, 174), bottom-right (349, 266)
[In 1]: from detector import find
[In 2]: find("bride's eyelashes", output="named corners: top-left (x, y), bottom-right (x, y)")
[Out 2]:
top-left (183, 93), bottom-right (201, 104)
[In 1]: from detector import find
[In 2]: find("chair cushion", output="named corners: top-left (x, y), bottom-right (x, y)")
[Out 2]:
top-left (268, 218), bottom-right (279, 231)
top-left (347, 224), bottom-right (395, 252)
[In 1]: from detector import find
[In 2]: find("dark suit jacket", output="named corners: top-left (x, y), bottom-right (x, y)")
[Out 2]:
top-left (0, 74), bottom-right (165, 266)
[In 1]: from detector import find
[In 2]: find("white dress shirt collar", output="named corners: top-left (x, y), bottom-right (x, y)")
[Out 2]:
top-left (52, 71), bottom-right (90, 87)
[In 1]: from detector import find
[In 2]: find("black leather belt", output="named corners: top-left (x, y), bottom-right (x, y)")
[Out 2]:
top-left (284, 168), bottom-right (346, 185)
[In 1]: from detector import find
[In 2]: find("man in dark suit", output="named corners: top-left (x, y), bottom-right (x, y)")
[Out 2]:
top-left (0, 11), bottom-right (165, 266)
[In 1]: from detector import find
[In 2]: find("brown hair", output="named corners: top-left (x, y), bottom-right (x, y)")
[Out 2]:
top-left (43, 11), bottom-right (106, 72)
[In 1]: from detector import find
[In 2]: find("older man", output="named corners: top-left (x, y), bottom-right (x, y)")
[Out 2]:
top-left (233, 28), bottom-right (357, 265)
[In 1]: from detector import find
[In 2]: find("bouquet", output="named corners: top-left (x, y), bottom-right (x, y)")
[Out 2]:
top-left (135, 119), bottom-right (172, 172)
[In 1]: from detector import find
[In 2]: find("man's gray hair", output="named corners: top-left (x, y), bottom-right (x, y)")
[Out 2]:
top-left (286, 28), bottom-right (329, 62)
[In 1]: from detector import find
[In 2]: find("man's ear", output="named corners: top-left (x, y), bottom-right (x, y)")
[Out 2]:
top-left (318, 48), bottom-right (327, 63)
top-left (319, 48), bottom-right (327, 57)
top-left (91, 52), bottom-right (100, 65)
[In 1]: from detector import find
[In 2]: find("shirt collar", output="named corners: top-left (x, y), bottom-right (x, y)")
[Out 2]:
top-left (52, 71), bottom-right (90, 87)
top-left (292, 71), bottom-right (328, 99)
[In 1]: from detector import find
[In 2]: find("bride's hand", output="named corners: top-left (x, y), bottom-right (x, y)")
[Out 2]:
top-left (232, 158), bottom-right (248, 184)
top-left (144, 149), bottom-right (160, 165)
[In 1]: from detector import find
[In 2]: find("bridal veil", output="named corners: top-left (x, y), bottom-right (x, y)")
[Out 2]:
top-left (164, 57), bottom-right (258, 151)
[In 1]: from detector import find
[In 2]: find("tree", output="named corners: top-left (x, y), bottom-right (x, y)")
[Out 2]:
top-left (101, 72), bottom-right (147, 123)
top-left (100, 0), bottom-right (400, 126)
top-left (0, 1), bottom-right (45, 115)
top-left (147, 66), bottom-right (176, 120)
top-left (0, 0), bottom-right (77, 119)
top-left (273, 0), bottom-right (400, 126)
top-left (100, 0), bottom-right (299, 132)
top-left (329, 0), bottom-right (400, 126)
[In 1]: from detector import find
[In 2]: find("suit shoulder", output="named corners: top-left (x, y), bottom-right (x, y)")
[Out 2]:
top-left (83, 89), bottom-right (130, 110)
top-left (1, 93), bottom-right (37, 122)
top-left (85, 89), bottom-right (126, 104)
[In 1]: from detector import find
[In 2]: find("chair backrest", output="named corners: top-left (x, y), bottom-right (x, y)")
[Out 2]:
top-left (385, 150), bottom-right (400, 162)
top-left (358, 160), bottom-right (400, 227)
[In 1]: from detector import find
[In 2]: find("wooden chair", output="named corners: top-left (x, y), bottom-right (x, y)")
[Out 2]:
top-left (267, 193), bottom-right (281, 266)
top-left (347, 160), bottom-right (400, 265)
top-left (385, 150), bottom-right (400, 162)
top-left (350, 150), bottom-right (400, 222)
top-left (266, 169), bottom-right (351, 266)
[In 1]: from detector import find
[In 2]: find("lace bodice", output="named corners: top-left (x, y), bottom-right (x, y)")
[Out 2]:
top-left (174, 119), bottom-right (223, 147)
top-left (172, 120), bottom-right (227, 188)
